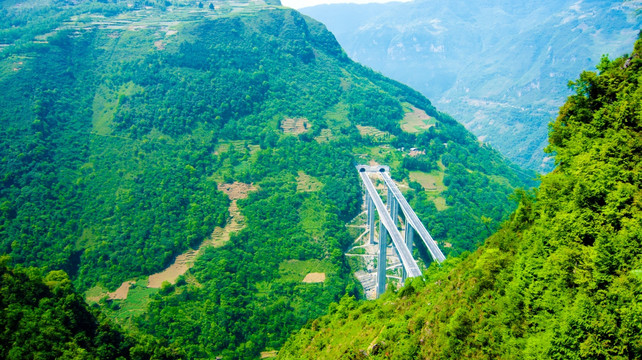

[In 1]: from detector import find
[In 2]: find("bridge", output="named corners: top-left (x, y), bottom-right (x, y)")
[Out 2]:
top-left (356, 165), bottom-right (445, 298)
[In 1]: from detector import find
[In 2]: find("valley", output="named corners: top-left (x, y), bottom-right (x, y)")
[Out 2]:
top-left (279, 34), bottom-right (642, 358)
top-left (1, 0), bottom-right (533, 355)
top-left (7, 0), bottom-right (638, 359)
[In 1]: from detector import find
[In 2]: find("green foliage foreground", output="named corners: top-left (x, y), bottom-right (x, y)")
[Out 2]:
top-left (0, 257), bottom-right (182, 359)
top-left (278, 35), bottom-right (642, 359)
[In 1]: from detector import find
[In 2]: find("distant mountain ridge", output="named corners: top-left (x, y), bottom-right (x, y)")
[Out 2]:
top-left (299, 0), bottom-right (642, 171)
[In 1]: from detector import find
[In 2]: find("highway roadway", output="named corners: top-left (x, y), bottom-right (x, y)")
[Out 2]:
top-left (380, 172), bottom-right (446, 262)
top-left (358, 171), bottom-right (422, 278)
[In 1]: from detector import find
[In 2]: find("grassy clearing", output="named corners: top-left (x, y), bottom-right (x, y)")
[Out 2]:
top-left (91, 85), bottom-right (117, 135)
top-left (85, 284), bottom-right (109, 303)
top-left (400, 102), bottom-right (436, 133)
top-left (488, 174), bottom-right (513, 188)
top-left (315, 102), bottom-right (348, 142)
top-left (211, 140), bottom-right (261, 180)
top-left (324, 102), bottom-right (351, 128)
top-left (92, 82), bottom-right (144, 135)
top-left (409, 170), bottom-right (449, 210)
top-left (409, 170), bottom-right (446, 192)
top-left (75, 227), bottom-right (98, 251)
top-left (353, 145), bottom-right (403, 171)
top-left (339, 76), bottom-right (351, 91)
top-left (85, 278), bottom-right (158, 326)
top-left (110, 279), bottom-right (159, 325)
top-left (278, 259), bottom-right (333, 283)
top-left (296, 171), bottom-right (323, 192)
top-left (213, 140), bottom-right (259, 155)
top-left (0, 55), bottom-right (31, 83)
top-left (299, 195), bottom-right (328, 238)
top-left (429, 195), bottom-right (449, 211)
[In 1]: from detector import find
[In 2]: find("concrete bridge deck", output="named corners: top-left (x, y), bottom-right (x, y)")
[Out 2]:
top-left (380, 172), bottom-right (446, 262)
top-left (356, 164), bottom-right (445, 297)
top-left (358, 171), bottom-right (422, 278)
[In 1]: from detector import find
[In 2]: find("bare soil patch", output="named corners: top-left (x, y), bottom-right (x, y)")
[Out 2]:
top-left (302, 272), bottom-right (326, 283)
top-left (109, 281), bottom-right (135, 300)
top-left (356, 125), bottom-right (392, 142)
top-left (154, 40), bottom-right (165, 50)
top-left (260, 350), bottom-right (278, 359)
top-left (208, 200), bottom-right (244, 248)
top-left (148, 250), bottom-right (197, 288)
top-left (314, 128), bottom-right (333, 143)
top-left (146, 182), bottom-right (255, 289)
top-left (218, 181), bottom-right (256, 200)
top-left (281, 117), bottom-right (310, 134)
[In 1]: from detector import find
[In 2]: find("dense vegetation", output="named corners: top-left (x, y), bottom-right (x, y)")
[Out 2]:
top-left (279, 35), bottom-right (642, 359)
top-left (0, 257), bottom-right (181, 359)
top-left (0, 0), bottom-right (533, 358)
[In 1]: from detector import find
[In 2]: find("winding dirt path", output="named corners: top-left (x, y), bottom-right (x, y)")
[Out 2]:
top-left (147, 182), bottom-right (255, 288)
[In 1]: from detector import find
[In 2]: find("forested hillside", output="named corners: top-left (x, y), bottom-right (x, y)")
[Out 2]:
top-left (279, 35), bottom-right (642, 359)
top-left (0, 257), bottom-right (181, 359)
top-left (1, 0), bottom-right (533, 358)
top-left (299, 0), bottom-right (642, 171)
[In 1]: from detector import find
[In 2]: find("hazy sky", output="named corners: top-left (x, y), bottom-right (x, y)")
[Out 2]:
top-left (280, 0), bottom-right (411, 9)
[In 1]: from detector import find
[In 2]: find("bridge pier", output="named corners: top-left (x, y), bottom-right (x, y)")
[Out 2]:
top-left (390, 197), bottom-right (398, 228)
top-left (367, 195), bottom-right (375, 245)
top-left (380, 171), bottom-right (446, 263)
top-left (387, 185), bottom-right (398, 220)
top-left (356, 165), bottom-right (428, 299)
top-left (402, 219), bottom-right (414, 282)
top-left (377, 218), bottom-right (387, 296)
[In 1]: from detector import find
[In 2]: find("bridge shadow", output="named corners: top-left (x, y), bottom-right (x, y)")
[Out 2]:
top-left (413, 239), bottom-right (434, 270)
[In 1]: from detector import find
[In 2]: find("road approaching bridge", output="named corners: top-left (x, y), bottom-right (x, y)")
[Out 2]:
top-left (356, 165), bottom-right (445, 297)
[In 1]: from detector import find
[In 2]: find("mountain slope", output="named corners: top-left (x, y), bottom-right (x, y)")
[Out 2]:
top-left (299, 0), bottom-right (642, 172)
top-left (0, 257), bottom-right (182, 359)
top-left (279, 35), bottom-right (642, 359)
top-left (1, 0), bottom-right (533, 358)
